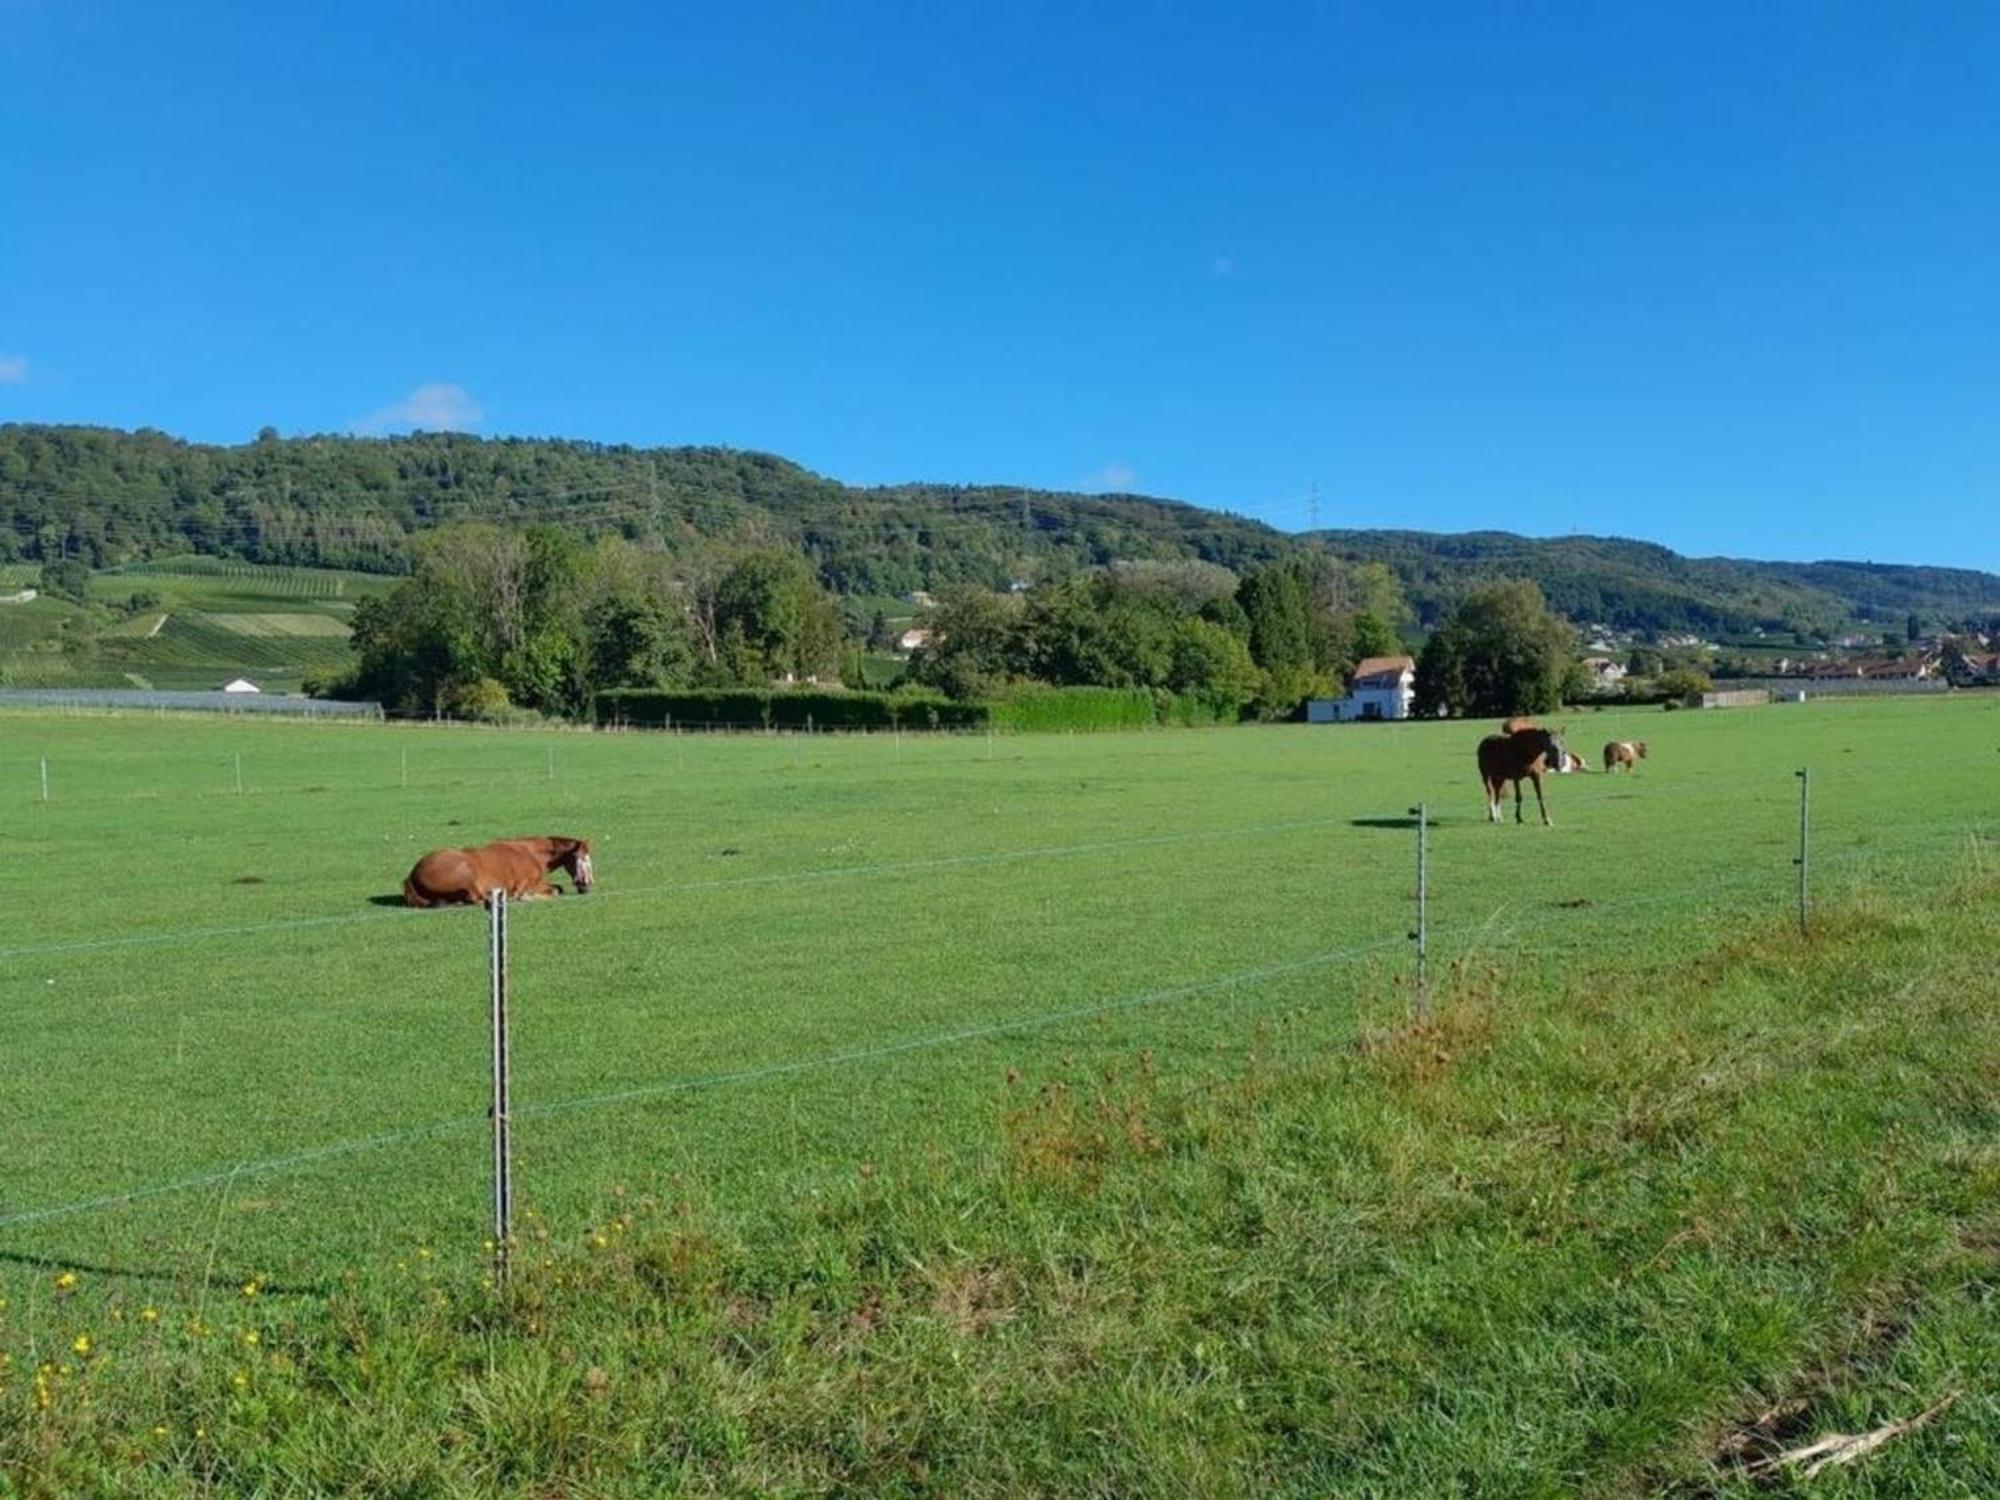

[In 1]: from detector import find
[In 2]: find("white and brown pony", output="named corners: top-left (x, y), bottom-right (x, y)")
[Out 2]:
top-left (403, 836), bottom-right (594, 907)
top-left (1478, 724), bottom-right (1569, 826)
top-left (1603, 740), bottom-right (1648, 773)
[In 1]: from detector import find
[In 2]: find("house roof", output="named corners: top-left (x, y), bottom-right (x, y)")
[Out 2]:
top-left (1859, 657), bottom-right (1924, 678)
top-left (1350, 654), bottom-right (1414, 681)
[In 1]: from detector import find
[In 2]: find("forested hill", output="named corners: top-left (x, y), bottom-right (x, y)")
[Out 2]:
top-left (0, 424), bottom-right (1294, 598)
top-left (1308, 529), bottom-right (2000, 636)
top-left (5, 423), bottom-right (1996, 635)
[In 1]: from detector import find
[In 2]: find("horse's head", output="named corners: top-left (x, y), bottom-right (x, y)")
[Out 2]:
top-left (554, 837), bottom-right (595, 892)
top-left (1542, 728), bottom-right (1568, 771)
top-left (1635, 740), bottom-right (1649, 759)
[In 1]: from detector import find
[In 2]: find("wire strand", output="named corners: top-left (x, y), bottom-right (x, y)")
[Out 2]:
top-left (4, 827), bottom-right (1975, 1234)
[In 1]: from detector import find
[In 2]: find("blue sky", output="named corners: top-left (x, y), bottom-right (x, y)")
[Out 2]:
top-left (3, 1), bottom-right (1996, 569)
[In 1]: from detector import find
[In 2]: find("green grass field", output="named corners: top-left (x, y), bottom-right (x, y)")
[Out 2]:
top-left (2, 698), bottom-right (1996, 1494)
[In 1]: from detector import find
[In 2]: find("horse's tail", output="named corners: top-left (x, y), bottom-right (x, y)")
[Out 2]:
top-left (402, 875), bottom-right (431, 909)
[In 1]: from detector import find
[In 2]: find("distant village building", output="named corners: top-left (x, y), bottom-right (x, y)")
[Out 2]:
top-left (1307, 654), bottom-right (1416, 723)
top-left (1579, 656), bottom-right (1627, 687)
top-left (904, 591), bottom-right (936, 609)
top-left (896, 628), bottom-right (934, 654)
top-left (220, 678), bottom-right (262, 694)
top-left (1859, 656), bottom-right (1934, 682)
top-left (1958, 652), bottom-right (2000, 684)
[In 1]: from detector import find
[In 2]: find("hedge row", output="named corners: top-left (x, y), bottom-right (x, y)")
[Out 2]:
top-left (593, 685), bottom-right (1248, 733)
top-left (987, 686), bottom-right (1246, 731)
top-left (592, 689), bottom-right (987, 730)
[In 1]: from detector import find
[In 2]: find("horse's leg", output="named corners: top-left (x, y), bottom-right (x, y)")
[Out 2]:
top-left (1485, 776), bottom-right (1501, 822)
top-left (1532, 770), bottom-right (1551, 826)
top-left (520, 881), bottom-right (562, 900)
top-left (1513, 778), bottom-right (1524, 823)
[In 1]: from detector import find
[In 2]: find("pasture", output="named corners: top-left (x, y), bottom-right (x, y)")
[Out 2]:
top-left (3, 698), bottom-right (1997, 1494)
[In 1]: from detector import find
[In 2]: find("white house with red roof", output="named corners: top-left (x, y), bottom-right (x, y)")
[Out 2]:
top-left (1307, 653), bottom-right (1417, 723)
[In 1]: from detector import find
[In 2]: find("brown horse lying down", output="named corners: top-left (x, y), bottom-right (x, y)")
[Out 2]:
top-left (403, 836), bottom-right (594, 907)
top-left (1478, 724), bottom-right (1568, 825)
top-left (1604, 739), bottom-right (1648, 772)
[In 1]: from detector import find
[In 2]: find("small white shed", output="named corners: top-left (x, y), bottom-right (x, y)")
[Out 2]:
top-left (220, 678), bottom-right (262, 694)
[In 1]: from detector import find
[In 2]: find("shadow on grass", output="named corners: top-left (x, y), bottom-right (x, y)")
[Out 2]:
top-left (366, 893), bottom-right (408, 907)
top-left (1349, 815), bottom-right (1466, 830)
top-left (0, 1248), bottom-right (326, 1298)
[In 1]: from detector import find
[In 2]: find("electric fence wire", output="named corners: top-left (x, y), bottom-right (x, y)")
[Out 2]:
top-left (0, 824), bottom-right (1977, 1235)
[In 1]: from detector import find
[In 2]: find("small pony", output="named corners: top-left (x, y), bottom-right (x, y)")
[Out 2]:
top-left (1603, 740), bottom-right (1648, 773)
top-left (403, 835), bottom-right (594, 907)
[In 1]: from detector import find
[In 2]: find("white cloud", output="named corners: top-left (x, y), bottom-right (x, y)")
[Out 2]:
top-left (352, 382), bottom-right (483, 434)
top-left (1082, 462), bottom-right (1140, 493)
top-left (0, 353), bottom-right (27, 385)
top-left (1210, 256), bottom-right (1236, 278)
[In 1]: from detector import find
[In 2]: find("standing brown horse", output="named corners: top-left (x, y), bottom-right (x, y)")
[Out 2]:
top-left (403, 836), bottom-right (595, 907)
top-left (1603, 740), bottom-right (1647, 773)
top-left (1477, 725), bottom-right (1568, 825)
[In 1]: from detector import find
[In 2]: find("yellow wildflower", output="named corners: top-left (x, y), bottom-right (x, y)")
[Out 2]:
top-left (151, 1424), bottom-right (168, 1439)
top-left (416, 1246), bottom-right (432, 1260)
top-left (240, 1329), bottom-right (260, 1347)
top-left (71, 1334), bottom-right (92, 1356)
top-left (54, 1272), bottom-right (77, 1291)
top-left (140, 1306), bottom-right (160, 1324)
top-left (231, 1370), bottom-right (248, 1390)
top-left (240, 1279), bottom-right (261, 1299)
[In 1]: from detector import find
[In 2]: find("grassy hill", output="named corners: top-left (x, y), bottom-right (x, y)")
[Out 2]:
top-left (6, 423), bottom-right (1998, 637)
top-left (0, 557), bottom-right (390, 693)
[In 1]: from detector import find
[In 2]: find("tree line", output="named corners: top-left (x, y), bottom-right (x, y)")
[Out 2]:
top-left (320, 531), bottom-right (1434, 723)
top-left (324, 528), bottom-right (844, 719)
top-left (907, 557), bottom-right (1406, 719)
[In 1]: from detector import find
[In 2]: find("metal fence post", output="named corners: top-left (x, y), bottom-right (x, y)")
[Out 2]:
top-left (487, 890), bottom-right (513, 1281)
top-left (1410, 802), bottom-right (1429, 1018)
top-left (1794, 768), bottom-right (1810, 936)
top-left (40, 755), bottom-right (49, 803)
